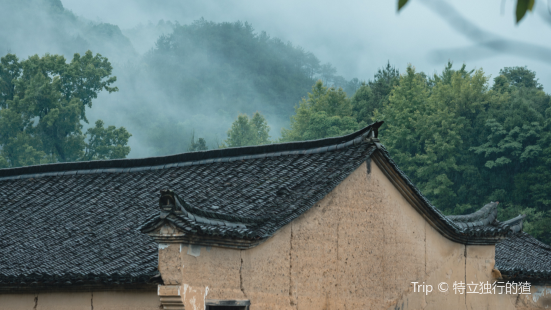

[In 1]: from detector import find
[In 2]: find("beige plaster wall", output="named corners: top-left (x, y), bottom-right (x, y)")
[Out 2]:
top-left (0, 290), bottom-right (159, 310)
top-left (159, 160), bottom-right (548, 310)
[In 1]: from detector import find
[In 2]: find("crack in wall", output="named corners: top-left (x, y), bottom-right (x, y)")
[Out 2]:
top-left (382, 203), bottom-right (386, 304)
top-left (289, 223), bottom-right (297, 309)
top-left (336, 219), bottom-right (340, 305)
top-left (424, 221), bottom-right (427, 308)
top-left (239, 250), bottom-right (247, 298)
top-left (91, 292), bottom-right (94, 310)
top-left (33, 294), bottom-right (38, 310)
top-left (464, 245), bottom-right (467, 308)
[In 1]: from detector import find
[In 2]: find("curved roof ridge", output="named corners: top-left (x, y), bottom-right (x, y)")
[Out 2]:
top-left (0, 121), bottom-right (384, 181)
top-left (501, 214), bottom-right (526, 226)
top-left (445, 202), bottom-right (528, 236)
top-left (501, 214), bottom-right (526, 233)
top-left (447, 202), bottom-right (498, 227)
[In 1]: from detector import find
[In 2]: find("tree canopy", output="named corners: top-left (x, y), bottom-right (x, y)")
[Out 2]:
top-left (223, 112), bottom-right (271, 148)
top-left (280, 81), bottom-right (362, 142)
top-left (0, 52), bottom-right (131, 167)
top-left (188, 132), bottom-right (209, 152)
top-left (0, 0), bottom-right (136, 64)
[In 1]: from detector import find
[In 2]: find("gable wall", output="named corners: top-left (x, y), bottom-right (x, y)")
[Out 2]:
top-left (158, 160), bottom-right (547, 309)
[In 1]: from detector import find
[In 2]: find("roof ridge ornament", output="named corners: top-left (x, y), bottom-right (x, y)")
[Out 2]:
top-left (446, 201), bottom-right (526, 235)
top-left (364, 122), bottom-right (384, 147)
top-left (159, 189), bottom-right (188, 219)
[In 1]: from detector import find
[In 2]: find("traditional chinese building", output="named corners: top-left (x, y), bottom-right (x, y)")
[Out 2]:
top-left (0, 122), bottom-right (550, 309)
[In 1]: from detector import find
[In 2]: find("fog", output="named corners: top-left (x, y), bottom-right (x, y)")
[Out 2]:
top-left (61, 0), bottom-right (551, 85)
top-left (3, 0), bottom-right (551, 158)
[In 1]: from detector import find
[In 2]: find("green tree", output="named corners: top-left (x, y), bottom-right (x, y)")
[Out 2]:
top-left (318, 63), bottom-right (337, 85)
top-left (351, 62), bottom-right (400, 124)
top-left (0, 52), bottom-right (130, 167)
top-left (250, 112), bottom-right (271, 145)
top-left (375, 65), bottom-right (465, 210)
top-left (224, 112), bottom-right (271, 147)
top-left (83, 120), bottom-right (132, 160)
top-left (497, 66), bottom-right (543, 90)
top-left (469, 67), bottom-right (551, 242)
top-left (188, 132), bottom-right (208, 151)
top-left (281, 81), bottom-right (360, 142)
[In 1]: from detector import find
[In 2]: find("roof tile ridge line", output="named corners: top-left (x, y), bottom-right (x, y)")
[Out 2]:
top-left (518, 232), bottom-right (551, 251)
top-left (0, 127), bottom-right (380, 181)
top-left (174, 193), bottom-right (271, 225)
top-left (500, 214), bottom-right (526, 233)
top-left (372, 144), bottom-right (461, 231)
top-left (0, 122), bottom-right (383, 179)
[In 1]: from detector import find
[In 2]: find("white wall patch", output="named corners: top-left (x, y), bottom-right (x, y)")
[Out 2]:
top-left (158, 243), bottom-right (169, 250)
top-left (187, 244), bottom-right (201, 257)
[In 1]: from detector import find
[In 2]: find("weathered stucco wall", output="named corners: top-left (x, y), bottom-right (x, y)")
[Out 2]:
top-left (0, 290), bottom-right (159, 310)
top-left (158, 160), bottom-right (549, 309)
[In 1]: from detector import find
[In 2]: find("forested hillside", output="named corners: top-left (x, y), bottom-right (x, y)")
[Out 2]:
top-left (91, 19), bottom-right (357, 156)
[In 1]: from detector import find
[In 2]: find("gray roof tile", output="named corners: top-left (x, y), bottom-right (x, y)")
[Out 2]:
top-left (496, 232), bottom-right (551, 282)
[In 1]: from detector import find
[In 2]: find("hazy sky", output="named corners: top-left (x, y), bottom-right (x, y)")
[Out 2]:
top-left (61, 0), bottom-right (551, 90)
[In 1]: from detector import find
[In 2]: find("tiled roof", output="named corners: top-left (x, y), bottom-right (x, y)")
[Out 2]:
top-left (0, 122), bottom-right (382, 288)
top-left (496, 232), bottom-right (551, 283)
top-left (445, 201), bottom-right (551, 282)
top-left (0, 121), bottom-right (546, 287)
top-left (0, 174), bottom-right (160, 288)
top-left (141, 136), bottom-right (522, 247)
top-left (139, 143), bottom-right (377, 247)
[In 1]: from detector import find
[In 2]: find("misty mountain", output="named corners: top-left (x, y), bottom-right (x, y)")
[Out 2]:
top-left (89, 19), bottom-right (356, 157)
top-left (0, 0), bottom-right (136, 63)
top-left (122, 20), bottom-right (179, 55)
top-left (146, 19), bottom-right (321, 119)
